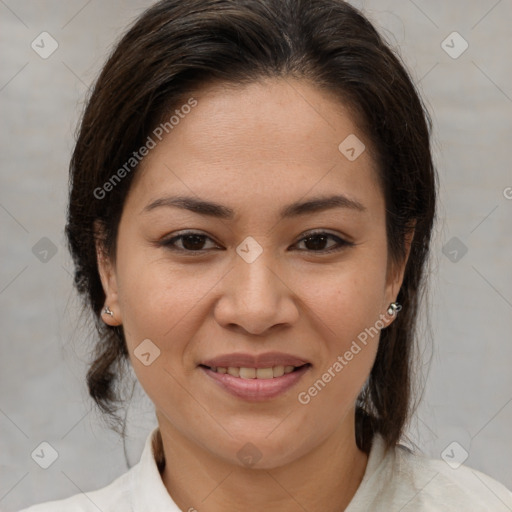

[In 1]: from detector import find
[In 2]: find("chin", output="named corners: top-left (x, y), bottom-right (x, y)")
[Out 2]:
top-left (208, 430), bottom-right (317, 470)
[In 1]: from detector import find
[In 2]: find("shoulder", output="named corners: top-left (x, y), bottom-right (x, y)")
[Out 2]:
top-left (18, 427), bottom-right (174, 512)
top-left (18, 467), bottom-right (134, 512)
top-left (350, 434), bottom-right (512, 511)
top-left (390, 443), bottom-right (512, 511)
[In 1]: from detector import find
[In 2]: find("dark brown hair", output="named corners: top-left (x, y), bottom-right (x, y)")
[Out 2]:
top-left (65, 0), bottom-right (437, 453)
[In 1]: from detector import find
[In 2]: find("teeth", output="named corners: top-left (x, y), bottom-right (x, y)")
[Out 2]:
top-left (227, 367), bottom-right (240, 377)
top-left (239, 367), bottom-right (256, 379)
top-left (273, 365), bottom-right (285, 377)
top-left (211, 365), bottom-right (301, 379)
top-left (256, 367), bottom-right (273, 379)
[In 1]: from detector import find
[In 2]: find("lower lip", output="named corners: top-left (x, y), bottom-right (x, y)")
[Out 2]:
top-left (200, 365), bottom-right (311, 401)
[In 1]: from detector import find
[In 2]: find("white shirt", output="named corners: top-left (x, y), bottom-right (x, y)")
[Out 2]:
top-left (20, 427), bottom-right (512, 511)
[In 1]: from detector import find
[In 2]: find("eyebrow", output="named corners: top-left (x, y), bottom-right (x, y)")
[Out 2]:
top-left (140, 193), bottom-right (367, 219)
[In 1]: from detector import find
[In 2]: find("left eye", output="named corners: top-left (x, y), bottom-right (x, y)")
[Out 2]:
top-left (293, 231), bottom-right (352, 253)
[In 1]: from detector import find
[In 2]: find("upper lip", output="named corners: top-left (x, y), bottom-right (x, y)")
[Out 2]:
top-left (200, 352), bottom-right (310, 369)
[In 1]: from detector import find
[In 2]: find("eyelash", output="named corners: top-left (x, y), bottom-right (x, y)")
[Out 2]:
top-left (159, 230), bottom-right (354, 255)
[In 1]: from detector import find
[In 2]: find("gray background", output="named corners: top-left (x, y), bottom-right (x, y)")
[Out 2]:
top-left (1, 0), bottom-right (511, 510)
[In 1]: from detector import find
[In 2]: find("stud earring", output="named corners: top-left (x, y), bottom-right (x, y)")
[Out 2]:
top-left (103, 305), bottom-right (114, 318)
top-left (387, 302), bottom-right (401, 316)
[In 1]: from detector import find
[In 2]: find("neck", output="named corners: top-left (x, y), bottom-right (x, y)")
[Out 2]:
top-left (156, 409), bottom-right (369, 512)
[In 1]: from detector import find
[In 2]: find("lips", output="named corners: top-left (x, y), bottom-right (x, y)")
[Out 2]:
top-left (200, 351), bottom-right (309, 369)
top-left (199, 352), bottom-right (311, 401)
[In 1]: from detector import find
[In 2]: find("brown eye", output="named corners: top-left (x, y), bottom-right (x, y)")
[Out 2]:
top-left (179, 234), bottom-right (207, 250)
top-left (161, 231), bottom-right (221, 252)
top-left (294, 231), bottom-right (353, 253)
top-left (303, 234), bottom-right (330, 251)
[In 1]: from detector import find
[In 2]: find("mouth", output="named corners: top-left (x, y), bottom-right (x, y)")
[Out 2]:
top-left (199, 363), bottom-right (310, 379)
top-left (199, 363), bottom-right (312, 401)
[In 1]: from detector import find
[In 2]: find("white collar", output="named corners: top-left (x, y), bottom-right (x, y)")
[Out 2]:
top-left (130, 427), bottom-right (182, 510)
top-left (128, 427), bottom-right (390, 511)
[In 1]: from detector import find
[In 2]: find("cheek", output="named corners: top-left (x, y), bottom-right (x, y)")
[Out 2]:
top-left (298, 254), bottom-right (388, 342)
top-left (291, 248), bottom-right (388, 399)
top-left (114, 253), bottom-right (208, 420)
top-left (115, 245), bottom-right (225, 353)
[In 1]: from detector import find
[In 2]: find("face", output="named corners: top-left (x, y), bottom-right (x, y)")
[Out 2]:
top-left (97, 78), bottom-right (408, 469)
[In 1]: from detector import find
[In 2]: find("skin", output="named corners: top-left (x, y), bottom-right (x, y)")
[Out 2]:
top-left (96, 78), bottom-right (412, 512)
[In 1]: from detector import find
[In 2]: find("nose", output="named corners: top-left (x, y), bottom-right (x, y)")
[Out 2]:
top-left (213, 250), bottom-right (300, 336)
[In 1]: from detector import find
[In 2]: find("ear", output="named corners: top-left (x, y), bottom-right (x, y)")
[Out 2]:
top-left (94, 220), bottom-right (122, 326)
top-left (383, 223), bottom-right (415, 316)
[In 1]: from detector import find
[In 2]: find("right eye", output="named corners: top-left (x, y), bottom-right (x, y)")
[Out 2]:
top-left (160, 231), bottom-right (222, 253)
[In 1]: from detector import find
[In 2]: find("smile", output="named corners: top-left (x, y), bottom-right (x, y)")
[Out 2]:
top-left (200, 363), bottom-right (311, 401)
top-left (204, 365), bottom-right (299, 379)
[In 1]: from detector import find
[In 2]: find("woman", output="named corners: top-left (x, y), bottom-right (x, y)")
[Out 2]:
top-left (21, 0), bottom-right (512, 510)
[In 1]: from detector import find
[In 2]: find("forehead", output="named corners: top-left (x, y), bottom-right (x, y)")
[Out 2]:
top-left (125, 78), bottom-right (381, 216)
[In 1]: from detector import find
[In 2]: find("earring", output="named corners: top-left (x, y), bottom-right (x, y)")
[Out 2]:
top-left (103, 305), bottom-right (114, 318)
top-left (387, 302), bottom-right (401, 316)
